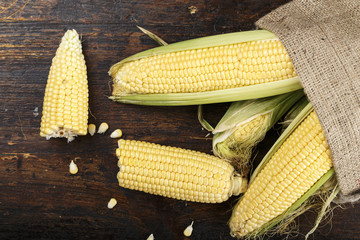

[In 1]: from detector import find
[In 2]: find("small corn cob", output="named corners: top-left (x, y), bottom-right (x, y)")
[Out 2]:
top-left (212, 90), bottom-right (304, 174)
top-left (40, 29), bottom-right (88, 142)
top-left (109, 30), bottom-right (302, 106)
top-left (229, 106), bottom-right (333, 238)
top-left (116, 139), bottom-right (247, 203)
top-left (214, 113), bottom-right (270, 174)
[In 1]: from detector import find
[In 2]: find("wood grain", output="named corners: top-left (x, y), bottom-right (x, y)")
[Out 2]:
top-left (0, 0), bottom-right (359, 239)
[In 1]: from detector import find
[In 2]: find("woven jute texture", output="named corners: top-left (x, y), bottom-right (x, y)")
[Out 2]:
top-left (256, 0), bottom-right (360, 196)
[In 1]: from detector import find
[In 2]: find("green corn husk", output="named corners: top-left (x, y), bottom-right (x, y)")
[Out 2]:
top-left (109, 30), bottom-right (302, 106)
top-left (281, 95), bottom-right (309, 132)
top-left (229, 103), bottom-right (338, 239)
top-left (211, 90), bottom-right (304, 175)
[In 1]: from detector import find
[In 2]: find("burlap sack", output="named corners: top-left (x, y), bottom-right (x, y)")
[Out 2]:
top-left (256, 0), bottom-right (360, 197)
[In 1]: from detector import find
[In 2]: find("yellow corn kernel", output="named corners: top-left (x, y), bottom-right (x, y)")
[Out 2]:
top-left (116, 140), bottom-right (247, 203)
top-left (88, 124), bottom-right (96, 136)
top-left (69, 160), bottom-right (78, 174)
top-left (98, 122), bottom-right (109, 134)
top-left (184, 221), bottom-right (194, 237)
top-left (229, 111), bottom-right (333, 237)
top-left (146, 234), bottom-right (154, 240)
top-left (112, 40), bottom-right (296, 96)
top-left (110, 129), bottom-right (123, 138)
top-left (107, 198), bottom-right (117, 209)
top-left (40, 29), bottom-right (88, 142)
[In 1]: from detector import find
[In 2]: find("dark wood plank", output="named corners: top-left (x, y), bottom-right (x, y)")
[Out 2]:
top-left (1, 0), bottom-right (359, 239)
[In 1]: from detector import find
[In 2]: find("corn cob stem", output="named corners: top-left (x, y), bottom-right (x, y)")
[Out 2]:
top-left (116, 139), bottom-right (247, 203)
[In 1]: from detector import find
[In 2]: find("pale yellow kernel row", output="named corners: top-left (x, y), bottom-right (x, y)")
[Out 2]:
top-left (118, 139), bottom-right (230, 169)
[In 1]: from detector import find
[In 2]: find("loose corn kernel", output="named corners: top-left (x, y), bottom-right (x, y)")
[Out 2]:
top-left (98, 122), bottom-right (109, 134)
top-left (229, 111), bottom-right (333, 237)
top-left (116, 140), bottom-right (247, 203)
top-left (184, 221), bottom-right (194, 237)
top-left (69, 160), bottom-right (78, 174)
top-left (107, 198), bottom-right (117, 209)
top-left (110, 129), bottom-right (123, 138)
top-left (88, 124), bottom-right (96, 136)
top-left (40, 29), bottom-right (88, 142)
top-left (146, 233), bottom-right (154, 240)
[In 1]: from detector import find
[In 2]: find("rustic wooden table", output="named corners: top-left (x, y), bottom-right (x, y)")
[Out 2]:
top-left (1, 0), bottom-right (359, 239)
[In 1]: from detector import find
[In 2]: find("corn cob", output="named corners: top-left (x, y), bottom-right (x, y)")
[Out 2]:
top-left (40, 29), bottom-right (88, 142)
top-left (229, 105), bottom-right (333, 238)
top-left (109, 30), bottom-right (302, 106)
top-left (116, 139), bottom-right (247, 203)
top-left (211, 90), bottom-right (304, 174)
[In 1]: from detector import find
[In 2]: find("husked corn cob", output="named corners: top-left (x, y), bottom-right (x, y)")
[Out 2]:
top-left (112, 40), bottom-right (295, 95)
top-left (116, 139), bottom-right (247, 203)
top-left (40, 29), bottom-right (88, 142)
top-left (229, 110), bottom-right (333, 237)
top-left (109, 30), bottom-right (302, 106)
